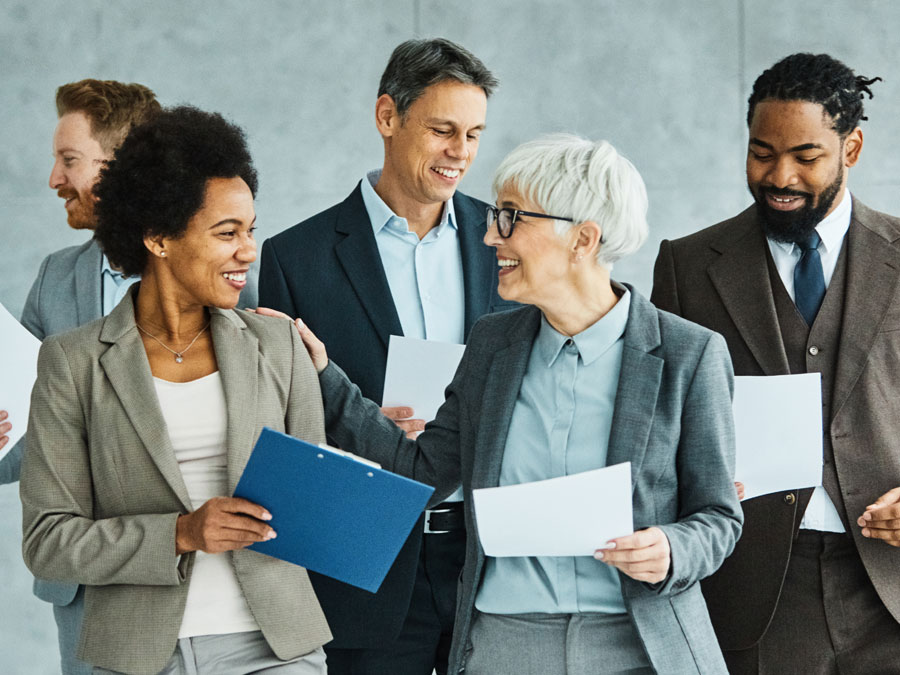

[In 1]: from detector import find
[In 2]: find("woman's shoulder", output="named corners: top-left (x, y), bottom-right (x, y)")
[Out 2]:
top-left (468, 304), bottom-right (540, 344)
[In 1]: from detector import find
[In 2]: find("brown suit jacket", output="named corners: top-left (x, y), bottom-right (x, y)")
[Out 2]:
top-left (20, 288), bottom-right (332, 674)
top-left (651, 197), bottom-right (900, 650)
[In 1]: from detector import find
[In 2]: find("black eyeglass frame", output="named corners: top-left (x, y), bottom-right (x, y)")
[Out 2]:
top-left (486, 206), bottom-right (574, 239)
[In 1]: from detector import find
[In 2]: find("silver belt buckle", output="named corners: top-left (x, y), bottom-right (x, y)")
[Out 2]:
top-left (423, 507), bottom-right (453, 534)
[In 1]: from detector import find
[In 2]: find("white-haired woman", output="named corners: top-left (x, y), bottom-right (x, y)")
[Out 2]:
top-left (296, 134), bottom-right (742, 674)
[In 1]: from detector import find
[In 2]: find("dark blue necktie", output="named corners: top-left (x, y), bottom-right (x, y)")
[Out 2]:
top-left (794, 231), bottom-right (825, 326)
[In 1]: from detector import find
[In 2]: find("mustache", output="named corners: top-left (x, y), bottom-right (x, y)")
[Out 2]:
top-left (760, 186), bottom-right (811, 199)
top-left (57, 189), bottom-right (78, 200)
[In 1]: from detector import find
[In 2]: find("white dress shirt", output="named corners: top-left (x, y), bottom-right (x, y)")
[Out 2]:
top-left (765, 188), bottom-right (851, 533)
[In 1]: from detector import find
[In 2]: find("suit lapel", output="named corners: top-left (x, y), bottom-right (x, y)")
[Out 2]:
top-left (832, 201), bottom-right (900, 419)
top-left (75, 239), bottom-right (103, 324)
top-left (471, 307), bottom-right (540, 489)
top-left (209, 308), bottom-right (260, 492)
top-left (99, 290), bottom-right (191, 511)
top-left (455, 193), bottom-right (492, 336)
top-left (707, 208), bottom-right (790, 375)
top-left (606, 291), bottom-right (663, 489)
top-left (333, 184), bottom-right (403, 349)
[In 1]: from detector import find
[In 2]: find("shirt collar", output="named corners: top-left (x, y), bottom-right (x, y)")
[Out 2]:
top-left (101, 254), bottom-right (124, 278)
top-left (768, 187), bottom-right (852, 256)
top-left (536, 283), bottom-right (631, 367)
top-left (360, 169), bottom-right (456, 235)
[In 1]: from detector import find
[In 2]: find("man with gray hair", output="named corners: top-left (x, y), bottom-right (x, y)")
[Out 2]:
top-left (259, 38), bottom-right (512, 674)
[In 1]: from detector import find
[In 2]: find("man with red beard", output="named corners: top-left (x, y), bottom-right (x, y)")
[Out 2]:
top-left (652, 53), bottom-right (900, 672)
top-left (0, 80), bottom-right (160, 675)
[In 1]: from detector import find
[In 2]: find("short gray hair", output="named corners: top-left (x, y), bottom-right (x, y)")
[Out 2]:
top-left (378, 38), bottom-right (498, 117)
top-left (492, 134), bottom-right (648, 270)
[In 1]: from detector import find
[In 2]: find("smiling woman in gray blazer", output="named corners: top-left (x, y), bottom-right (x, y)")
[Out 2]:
top-left (298, 135), bottom-right (743, 675)
top-left (20, 107), bottom-right (331, 675)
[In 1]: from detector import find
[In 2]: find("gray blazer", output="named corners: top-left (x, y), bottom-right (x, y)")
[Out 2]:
top-left (319, 288), bottom-right (742, 674)
top-left (20, 288), bottom-right (330, 675)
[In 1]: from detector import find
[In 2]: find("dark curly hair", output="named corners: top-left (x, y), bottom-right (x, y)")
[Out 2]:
top-left (94, 105), bottom-right (258, 276)
top-left (747, 53), bottom-right (881, 136)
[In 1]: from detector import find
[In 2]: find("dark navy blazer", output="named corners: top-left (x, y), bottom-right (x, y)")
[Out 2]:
top-left (259, 182), bottom-right (514, 647)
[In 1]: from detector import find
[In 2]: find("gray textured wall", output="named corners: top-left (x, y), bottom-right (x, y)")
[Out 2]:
top-left (2, 1), bottom-right (899, 671)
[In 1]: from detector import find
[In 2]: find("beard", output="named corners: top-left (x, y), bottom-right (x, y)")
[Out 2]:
top-left (58, 188), bottom-right (97, 230)
top-left (751, 169), bottom-right (843, 246)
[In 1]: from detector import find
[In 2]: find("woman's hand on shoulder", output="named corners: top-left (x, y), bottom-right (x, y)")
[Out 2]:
top-left (248, 308), bottom-right (329, 373)
top-left (175, 497), bottom-right (276, 555)
top-left (293, 317), bottom-right (328, 373)
top-left (594, 526), bottom-right (671, 584)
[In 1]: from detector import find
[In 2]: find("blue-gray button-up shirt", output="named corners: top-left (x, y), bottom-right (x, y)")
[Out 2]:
top-left (475, 286), bottom-right (631, 614)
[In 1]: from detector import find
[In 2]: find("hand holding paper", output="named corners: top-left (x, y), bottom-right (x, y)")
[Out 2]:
top-left (596, 526), bottom-right (671, 584)
top-left (472, 462), bottom-right (633, 557)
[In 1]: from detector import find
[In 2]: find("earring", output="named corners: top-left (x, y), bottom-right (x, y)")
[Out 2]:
top-left (160, 251), bottom-right (166, 257)
top-left (575, 254), bottom-right (584, 262)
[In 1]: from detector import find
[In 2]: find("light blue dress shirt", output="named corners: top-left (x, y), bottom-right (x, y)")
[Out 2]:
top-left (361, 170), bottom-right (466, 501)
top-left (475, 286), bottom-right (632, 614)
top-left (359, 170), bottom-right (465, 344)
top-left (101, 255), bottom-right (140, 316)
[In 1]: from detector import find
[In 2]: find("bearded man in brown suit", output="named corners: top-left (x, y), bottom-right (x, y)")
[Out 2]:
top-left (652, 53), bottom-right (900, 673)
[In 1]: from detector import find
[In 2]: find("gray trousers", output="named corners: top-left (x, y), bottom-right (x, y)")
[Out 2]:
top-left (464, 611), bottom-right (653, 675)
top-left (54, 584), bottom-right (91, 675)
top-left (92, 631), bottom-right (327, 675)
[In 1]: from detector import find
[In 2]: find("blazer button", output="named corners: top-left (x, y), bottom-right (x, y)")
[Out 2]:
top-left (784, 493), bottom-right (796, 505)
top-left (808, 346), bottom-right (819, 355)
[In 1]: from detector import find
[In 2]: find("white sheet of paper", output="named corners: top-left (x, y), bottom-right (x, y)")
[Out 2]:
top-left (0, 301), bottom-right (41, 459)
top-left (733, 373), bottom-right (823, 500)
top-left (382, 336), bottom-right (466, 422)
top-left (472, 462), bottom-right (633, 557)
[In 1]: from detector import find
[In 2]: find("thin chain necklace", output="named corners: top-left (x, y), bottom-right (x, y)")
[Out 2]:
top-left (136, 320), bottom-right (210, 364)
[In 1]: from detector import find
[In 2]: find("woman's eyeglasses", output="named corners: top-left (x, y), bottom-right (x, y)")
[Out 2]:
top-left (486, 206), bottom-right (573, 239)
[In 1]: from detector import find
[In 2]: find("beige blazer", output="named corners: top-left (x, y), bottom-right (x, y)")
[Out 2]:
top-left (20, 288), bottom-right (332, 675)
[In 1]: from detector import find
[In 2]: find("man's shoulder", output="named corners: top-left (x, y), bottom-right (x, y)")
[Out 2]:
top-left (851, 197), bottom-right (900, 238)
top-left (38, 238), bottom-right (99, 276)
top-left (452, 190), bottom-right (488, 228)
top-left (666, 205), bottom-right (756, 251)
top-left (265, 184), bottom-right (363, 250)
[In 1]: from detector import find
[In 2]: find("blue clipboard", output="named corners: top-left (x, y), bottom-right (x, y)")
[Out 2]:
top-left (234, 427), bottom-right (434, 593)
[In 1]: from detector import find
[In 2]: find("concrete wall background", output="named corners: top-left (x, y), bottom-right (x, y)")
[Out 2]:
top-left (2, 1), bottom-right (899, 671)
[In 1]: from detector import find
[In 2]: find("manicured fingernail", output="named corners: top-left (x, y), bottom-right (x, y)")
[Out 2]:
top-left (857, 517), bottom-right (866, 527)
top-left (266, 530), bottom-right (277, 540)
top-left (862, 528), bottom-right (870, 537)
top-left (262, 511), bottom-right (272, 521)
top-left (295, 318), bottom-right (305, 329)
top-left (594, 551), bottom-right (604, 560)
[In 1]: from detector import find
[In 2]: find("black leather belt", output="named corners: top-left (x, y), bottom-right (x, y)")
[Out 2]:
top-left (424, 501), bottom-right (465, 534)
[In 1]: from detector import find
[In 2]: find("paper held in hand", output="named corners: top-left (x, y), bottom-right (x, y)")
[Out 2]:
top-left (0, 301), bottom-right (41, 460)
top-left (472, 462), bottom-right (633, 557)
top-left (382, 335), bottom-right (466, 422)
top-left (733, 373), bottom-right (823, 501)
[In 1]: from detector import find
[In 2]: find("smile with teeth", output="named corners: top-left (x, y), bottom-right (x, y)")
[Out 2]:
top-left (433, 167), bottom-right (461, 179)
top-left (222, 272), bottom-right (246, 281)
top-left (498, 258), bottom-right (520, 268)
